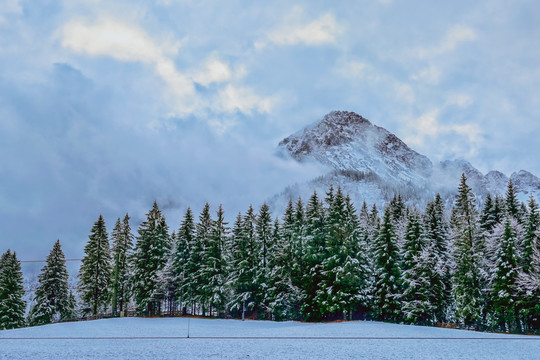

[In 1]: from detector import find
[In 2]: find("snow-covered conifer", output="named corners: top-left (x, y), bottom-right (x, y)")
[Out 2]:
top-left (451, 174), bottom-right (484, 328)
top-left (0, 250), bottom-right (26, 329)
top-left (28, 240), bottom-right (73, 325)
top-left (132, 201), bottom-right (170, 315)
top-left (78, 214), bottom-right (111, 316)
top-left (110, 214), bottom-right (134, 315)
top-left (372, 207), bottom-right (402, 321)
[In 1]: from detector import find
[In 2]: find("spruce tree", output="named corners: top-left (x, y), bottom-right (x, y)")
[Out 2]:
top-left (522, 196), bottom-right (539, 273)
top-left (423, 194), bottom-right (451, 322)
top-left (372, 207), bottom-right (402, 321)
top-left (451, 174), bottom-right (484, 328)
top-left (191, 203), bottom-right (214, 315)
top-left (28, 240), bottom-right (73, 325)
top-left (301, 192), bottom-right (326, 320)
top-left (78, 214), bottom-right (111, 316)
top-left (227, 207), bottom-right (259, 316)
top-left (0, 250), bottom-right (26, 329)
top-left (201, 204), bottom-right (228, 316)
top-left (176, 207), bottom-right (195, 314)
top-left (491, 218), bottom-right (519, 331)
top-left (256, 203), bottom-right (273, 314)
top-left (110, 214), bottom-right (134, 316)
top-left (401, 211), bottom-right (444, 325)
top-left (267, 217), bottom-right (300, 320)
top-left (505, 179), bottom-right (520, 221)
top-left (132, 201), bottom-right (171, 315)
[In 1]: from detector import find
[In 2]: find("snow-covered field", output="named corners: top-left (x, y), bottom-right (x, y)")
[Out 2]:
top-left (1, 318), bottom-right (538, 359)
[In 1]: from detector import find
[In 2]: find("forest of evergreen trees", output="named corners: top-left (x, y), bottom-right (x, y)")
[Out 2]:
top-left (0, 174), bottom-right (539, 333)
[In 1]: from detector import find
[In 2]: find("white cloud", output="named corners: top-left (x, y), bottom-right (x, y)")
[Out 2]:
top-left (0, 0), bottom-right (22, 25)
top-left (257, 13), bottom-right (342, 48)
top-left (404, 109), bottom-right (483, 157)
top-left (61, 19), bottom-right (165, 63)
top-left (60, 17), bottom-right (274, 118)
top-left (415, 24), bottom-right (477, 59)
top-left (217, 85), bottom-right (277, 114)
top-left (191, 57), bottom-right (233, 86)
top-left (411, 66), bottom-right (441, 85)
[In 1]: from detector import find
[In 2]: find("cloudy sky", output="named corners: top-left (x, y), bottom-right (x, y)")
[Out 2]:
top-left (1, 0), bottom-right (539, 259)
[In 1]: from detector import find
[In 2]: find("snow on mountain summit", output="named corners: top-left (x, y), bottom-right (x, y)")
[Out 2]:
top-left (271, 111), bottom-right (540, 211)
top-left (278, 111), bottom-right (432, 183)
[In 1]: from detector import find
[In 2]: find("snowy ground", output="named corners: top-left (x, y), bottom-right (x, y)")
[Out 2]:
top-left (1, 318), bottom-right (539, 359)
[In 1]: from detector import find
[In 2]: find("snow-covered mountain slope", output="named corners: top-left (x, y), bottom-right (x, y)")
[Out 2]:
top-left (271, 111), bottom-right (540, 211)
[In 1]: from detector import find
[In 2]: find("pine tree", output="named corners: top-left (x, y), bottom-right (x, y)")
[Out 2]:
top-left (423, 194), bottom-right (451, 322)
top-left (401, 211), bottom-right (444, 325)
top-left (201, 204), bottom-right (228, 316)
top-left (517, 239), bottom-right (540, 332)
top-left (78, 214), bottom-right (111, 316)
top-left (451, 174), bottom-right (484, 328)
top-left (291, 197), bottom-right (305, 294)
top-left (132, 201), bottom-right (171, 315)
top-left (372, 207), bottom-right (402, 321)
top-left (156, 232), bottom-right (177, 315)
top-left (267, 216), bottom-right (300, 320)
top-left (0, 250), bottom-right (26, 329)
top-left (227, 207), bottom-right (259, 316)
top-left (522, 196), bottom-right (539, 273)
top-left (339, 195), bottom-right (370, 319)
top-left (491, 218), bottom-right (519, 331)
top-left (301, 192), bottom-right (326, 320)
top-left (480, 193), bottom-right (494, 231)
top-left (175, 207), bottom-right (195, 315)
top-left (191, 203), bottom-right (214, 315)
top-left (28, 240), bottom-right (73, 325)
top-left (505, 179), bottom-right (520, 221)
top-left (256, 203), bottom-right (273, 315)
top-left (110, 214), bottom-right (134, 316)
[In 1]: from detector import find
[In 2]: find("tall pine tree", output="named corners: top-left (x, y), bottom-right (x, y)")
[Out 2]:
top-left (451, 174), bottom-right (484, 328)
top-left (28, 240), bottom-right (73, 325)
top-left (372, 207), bottom-right (402, 322)
top-left (0, 250), bottom-right (26, 329)
top-left (78, 214), bottom-right (111, 316)
top-left (132, 201), bottom-right (170, 315)
top-left (110, 214), bottom-right (134, 316)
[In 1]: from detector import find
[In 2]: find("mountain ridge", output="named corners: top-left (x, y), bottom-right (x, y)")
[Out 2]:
top-left (271, 111), bottom-right (540, 211)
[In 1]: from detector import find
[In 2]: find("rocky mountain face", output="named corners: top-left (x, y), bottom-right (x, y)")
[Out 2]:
top-left (271, 111), bottom-right (540, 211)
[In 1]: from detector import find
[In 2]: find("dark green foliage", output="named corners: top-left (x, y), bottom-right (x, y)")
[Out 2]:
top-left (522, 196), bottom-right (539, 273)
top-left (0, 250), bottom-right (26, 329)
top-left (132, 201), bottom-right (170, 315)
top-left (227, 206), bottom-right (259, 315)
top-left (111, 214), bottom-right (134, 315)
top-left (505, 180), bottom-right (520, 221)
top-left (372, 207), bottom-right (402, 322)
top-left (28, 240), bottom-right (73, 326)
top-left (78, 214), bottom-right (111, 316)
top-left (176, 207), bottom-right (195, 312)
top-left (257, 203), bottom-right (273, 313)
top-left (451, 174), bottom-right (484, 328)
top-left (201, 204), bottom-right (228, 316)
top-left (490, 219), bottom-right (519, 331)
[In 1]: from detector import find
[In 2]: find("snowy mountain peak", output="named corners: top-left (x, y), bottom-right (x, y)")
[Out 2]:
top-left (271, 111), bottom-right (540, 212)
top-left (278, 111), bottom-right (432, 182)
top-left (510, 170), bottom-right (540, 192)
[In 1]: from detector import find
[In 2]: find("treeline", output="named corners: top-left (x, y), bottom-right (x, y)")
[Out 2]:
top-left (1, 174), bottom-right (539, 333)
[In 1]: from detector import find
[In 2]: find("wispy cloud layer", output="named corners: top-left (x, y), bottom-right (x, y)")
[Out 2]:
top-left (1, 0), bottom-right (540, 259)
top-left (256, 11), bottom-right (342, 48)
